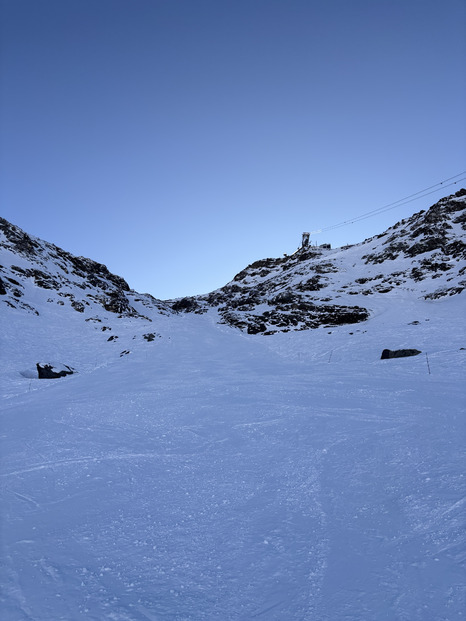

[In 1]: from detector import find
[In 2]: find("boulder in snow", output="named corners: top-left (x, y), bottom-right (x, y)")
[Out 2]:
top-left (36, 363), bottom-right (75, 379)
top-left (380, 349), bottom-right (421, 360)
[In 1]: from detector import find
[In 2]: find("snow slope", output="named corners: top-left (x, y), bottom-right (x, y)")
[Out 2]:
top-left (1, 195), bottom-right (466, 620)
top-left (1, 293), bottom-right (465, 620)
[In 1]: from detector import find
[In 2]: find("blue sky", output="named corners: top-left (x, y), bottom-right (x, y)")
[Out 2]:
top-left (1, 0), bottom-right (465, 299)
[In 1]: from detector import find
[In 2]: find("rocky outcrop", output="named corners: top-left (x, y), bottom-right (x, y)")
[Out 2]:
top-left (167, 244), bottom-right (371, 334)
top-left (36, 363), bottom-right (75, 379)
top-left (167, 190), bottom-right (466, 335)
top-left (103, 291), bottom-right (137, 316)
top-left (0, 218), bottom-right (42, 256)
top-left (380, 349), bottom-right (421, 360)
top-left (362, 190), bottom-right (466, 265)
top-left (0, 217), bottom-right (170, 319)
top-left (219, 302), bottom-right (370, 335)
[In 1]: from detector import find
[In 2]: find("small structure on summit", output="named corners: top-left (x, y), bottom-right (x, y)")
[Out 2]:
top-left (300, 233), bottom-right (331, 251)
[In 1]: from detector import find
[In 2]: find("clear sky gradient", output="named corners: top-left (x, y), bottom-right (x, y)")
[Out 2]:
top-left (1, 0), bottom-right (465, 299)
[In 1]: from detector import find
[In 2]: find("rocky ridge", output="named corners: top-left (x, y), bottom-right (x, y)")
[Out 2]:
top-left (1, 190), bottom-right (465, 337)
top-left (170, 190), bottom-right (466, 334)
top-left (0, 217), bottom-right (171, 320)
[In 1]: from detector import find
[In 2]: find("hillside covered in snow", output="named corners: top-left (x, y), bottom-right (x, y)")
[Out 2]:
top-left (2, 190), bottom-right (465, 335)
top-left (171, 189), bottom-right (466, 333)
top-left (1, 192), bottom-right (465, 620)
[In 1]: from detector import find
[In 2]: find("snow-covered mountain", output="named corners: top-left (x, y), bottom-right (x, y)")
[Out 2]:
top-left (1, 192), bottom-right (465, 621)
top-left (0, 216), bottom-right (171, 320)
top-left (2, 189), bottom-right (465, 337)
top-left (172, 189), bottom-right (466, 333)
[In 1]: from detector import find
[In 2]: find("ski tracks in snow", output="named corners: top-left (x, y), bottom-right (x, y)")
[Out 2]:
top-left (1, 307), bottom-right (465, 620)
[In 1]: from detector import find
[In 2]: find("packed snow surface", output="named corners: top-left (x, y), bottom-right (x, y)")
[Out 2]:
top-left (1, 294), bottom-right (465, 620)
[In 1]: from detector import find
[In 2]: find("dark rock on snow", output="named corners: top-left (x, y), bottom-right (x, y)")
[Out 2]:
top-left (381, 349), bottom-right (422, 360)
top-left (36, 363), bottom-right (75, 379)
top-left (143, 332), bottom-right (160, 342)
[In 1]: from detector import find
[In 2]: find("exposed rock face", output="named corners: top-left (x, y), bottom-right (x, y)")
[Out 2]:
top-left (168, 191), bottom-right (466, 335)
top-left (171, 297), bottom-right (201, 312)
top-left (362, 190), bottom-right (466, 265)
top-left (218, 300), bottom-right (369, 335)
top-left (103, 291), bottom-right (136, 315)
top-left (0, 217), bottom-right (171, 318)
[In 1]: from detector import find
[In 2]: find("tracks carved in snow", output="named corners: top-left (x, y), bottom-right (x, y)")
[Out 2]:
top-left (1, 452), bottom-right (175, 477)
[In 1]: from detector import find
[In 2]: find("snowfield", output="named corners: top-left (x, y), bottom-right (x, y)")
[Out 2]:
top-left (1, 291), bottom-right (465, 620)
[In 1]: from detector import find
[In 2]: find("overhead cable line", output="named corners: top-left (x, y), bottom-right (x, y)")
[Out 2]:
top-left (322, 178), bottom-right (466, 232)
top-left (314, 172), bottom-right (466, 234)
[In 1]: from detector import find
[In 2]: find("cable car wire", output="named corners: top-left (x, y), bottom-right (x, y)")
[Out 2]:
top-left (316, 172), bottom-right (466, 234)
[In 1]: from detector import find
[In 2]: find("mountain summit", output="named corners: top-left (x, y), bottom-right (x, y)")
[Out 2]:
top-left (169, 189), bottom-right (466, 333)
